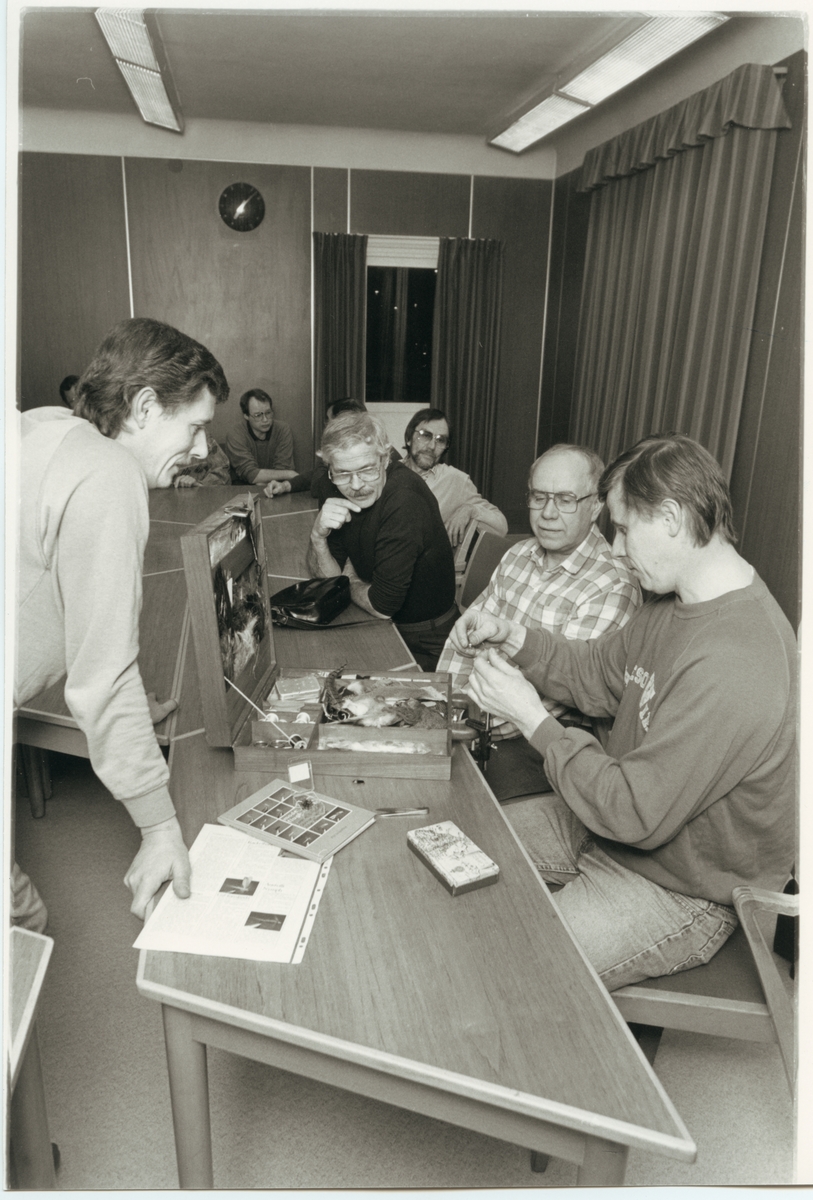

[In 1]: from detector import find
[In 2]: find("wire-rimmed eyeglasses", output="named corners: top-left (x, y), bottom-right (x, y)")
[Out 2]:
top-left (328, 459), bottom-right (385, 487)
top-left (526, 490), bottom-right (597, 514)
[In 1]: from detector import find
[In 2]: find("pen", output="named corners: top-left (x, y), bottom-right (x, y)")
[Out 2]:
top-left (375, 807), bottom-right (429, 818)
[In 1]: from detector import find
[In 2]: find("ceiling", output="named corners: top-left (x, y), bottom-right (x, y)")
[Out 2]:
top-left (21, 8), bottom-right (693, 138)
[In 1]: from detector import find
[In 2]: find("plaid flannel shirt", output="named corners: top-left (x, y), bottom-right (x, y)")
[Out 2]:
top-left (437, 524), bottom-right (641, 736)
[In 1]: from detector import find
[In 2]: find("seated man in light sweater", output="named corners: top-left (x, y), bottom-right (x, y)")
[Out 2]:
top-left (454, 433), bottom-right (796, 990)
top-left (224, 387), bottom-right (298, 485)
top-left (15, 317), bottom-right (229, 924)
top-left (401, 408), bottom-right (508, 547)
top-left (437, 444), bottom-right (640, 800)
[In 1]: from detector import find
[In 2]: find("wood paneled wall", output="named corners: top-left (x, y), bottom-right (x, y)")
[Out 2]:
top-left (19, 153), bottom-right (130, 409)
top-left (472, 177), bottom-right (552, 530)
top-left (125, 160), bottom-right (312, 456)
top-left (18, 154), bottom-right (552, 519)
top-left (729, 49), bottom-right (805, 629)
top-left (350, 170), bottom-right (469, 237)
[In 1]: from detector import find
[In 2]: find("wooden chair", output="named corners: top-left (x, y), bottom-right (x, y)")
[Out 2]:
top-left (8, 927), bottom-right (58, 1188)
top-left (457, 531), bottom-right (527, 610)
top-left (611, 886), bottom-right (798, 1094)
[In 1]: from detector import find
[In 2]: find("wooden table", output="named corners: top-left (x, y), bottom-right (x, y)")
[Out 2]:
top-left (17, 485), bottom-right (696, 1185)
top-left (128, 490), bottom-right (695, 1187)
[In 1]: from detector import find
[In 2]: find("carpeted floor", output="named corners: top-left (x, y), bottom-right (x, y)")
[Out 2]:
top-left (11, 753), bottom-right (795, 1190)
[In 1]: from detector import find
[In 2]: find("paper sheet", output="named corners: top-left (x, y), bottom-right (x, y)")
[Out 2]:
top-left (134, 824), bottom-right (331, 963)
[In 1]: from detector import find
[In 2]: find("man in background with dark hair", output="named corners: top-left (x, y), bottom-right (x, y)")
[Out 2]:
top-left (225, 387), bottom-right (297, 485)
top-left (402, 407), bottom-right (507, 547)
top-left (452, 433), bottom-right (796, 990)
top-left (15, 317), bottom-right (229, 925)
top-left (59, 374), bottom-right (79, 408)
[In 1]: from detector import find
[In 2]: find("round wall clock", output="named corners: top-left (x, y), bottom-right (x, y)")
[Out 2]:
top-left (218, 182), bottom-right (265, 232)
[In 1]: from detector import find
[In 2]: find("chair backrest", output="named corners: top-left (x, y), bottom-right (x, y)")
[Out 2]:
top-left (458, 531), bottom-right (528, 610)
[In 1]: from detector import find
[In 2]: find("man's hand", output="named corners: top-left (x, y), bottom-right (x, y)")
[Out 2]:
top-left (447, 505), bottom-right (474, 548)
top-left (124, 815), bottom-right (191, 920)
top-left (173, 474), bottom-right (199, 489)
top-left (448, 610), bottom-right (526, 658)
top-left (264, 479), bottom-right (292, 497)
top-left (466, 649), bottom-right (549, 740)
top-left (311, 497), bottom-right (361, 540)
top-left (146, 692), bottom-right (178, 725)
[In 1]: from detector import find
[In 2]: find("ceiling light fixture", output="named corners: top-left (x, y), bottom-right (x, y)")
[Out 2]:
top-left (489, 13), bottom-right (728, 154)
top-left (95, 9), bottom-right (184, 133)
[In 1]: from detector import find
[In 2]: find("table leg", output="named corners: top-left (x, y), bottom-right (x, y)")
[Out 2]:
top-left (9, 1025), bottom-right (56, 1189)
top-left (577, 1136), bottom-right (628, 1185)
top-left (19, 745), bottom-right (48, 819)
top-left (162, 1005), bottom-right (214, 1188)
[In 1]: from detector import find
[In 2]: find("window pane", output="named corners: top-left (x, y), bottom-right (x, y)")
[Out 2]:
top-left (366, 266), bottom-right (436, 403)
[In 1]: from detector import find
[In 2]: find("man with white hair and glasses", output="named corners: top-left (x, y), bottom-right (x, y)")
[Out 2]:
top-left (437, 443), bottom-right (640, 799)
top-left (306, 411), bottom-right (458, 671)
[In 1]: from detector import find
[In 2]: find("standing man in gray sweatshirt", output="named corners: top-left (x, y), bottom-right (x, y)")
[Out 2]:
top-left (14, 318), bottom-right (229, 926)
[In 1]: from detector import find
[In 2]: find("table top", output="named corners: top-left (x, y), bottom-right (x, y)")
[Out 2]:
top-left (9, 927), bottom-right (54, 1089)
top-left (141, 742), bottom-right (693, 1160)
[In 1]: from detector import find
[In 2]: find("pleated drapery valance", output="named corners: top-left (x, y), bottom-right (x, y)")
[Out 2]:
top-left (578, 63), bottom-right (791, 193)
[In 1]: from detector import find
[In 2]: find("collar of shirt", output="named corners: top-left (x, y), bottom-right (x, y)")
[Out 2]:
top-left (522, 523), bottom-right (606, 577)
top-left (248, 423), bottom-right (271, 443)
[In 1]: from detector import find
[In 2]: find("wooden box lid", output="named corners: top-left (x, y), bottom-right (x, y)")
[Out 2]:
top-left (181, 493), bottom-right (276, 747)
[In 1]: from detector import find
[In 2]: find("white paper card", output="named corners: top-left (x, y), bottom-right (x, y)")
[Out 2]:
top-left (134, 824), bottom-right (331, 963)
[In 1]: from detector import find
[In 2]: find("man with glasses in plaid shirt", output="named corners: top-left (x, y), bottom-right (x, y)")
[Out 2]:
top-left (438, 443), bottom-right (640, 799)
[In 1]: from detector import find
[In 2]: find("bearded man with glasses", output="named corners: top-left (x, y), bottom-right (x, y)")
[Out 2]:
top-left (437, 444), bottom-right (640, 800)
top-left (401, 408), bottom-right (508, 548)
top-left (306, 412), bottom-right (458, 671)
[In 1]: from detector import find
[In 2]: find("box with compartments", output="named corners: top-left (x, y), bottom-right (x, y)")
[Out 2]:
top-left (180, 494), bottom-right (458, 779)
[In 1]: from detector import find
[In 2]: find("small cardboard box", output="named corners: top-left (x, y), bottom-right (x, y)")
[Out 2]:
top-left (181, 496), bottom-right (455, 779)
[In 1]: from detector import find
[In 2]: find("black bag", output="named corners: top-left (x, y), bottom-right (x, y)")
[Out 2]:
top-left (269, 576), bottom-right (352, 629)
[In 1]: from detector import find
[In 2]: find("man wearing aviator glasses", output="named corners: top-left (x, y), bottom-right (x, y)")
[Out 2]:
top-left (401, 408), bottom-right (508, 547)
top-left (438, 443), bottom-right (640, 799)
top-left (306, 411), bottom-right (458, 670)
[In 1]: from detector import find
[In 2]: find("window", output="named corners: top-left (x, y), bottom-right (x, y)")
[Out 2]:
top-left (364, 236), bottom-right (439, 407)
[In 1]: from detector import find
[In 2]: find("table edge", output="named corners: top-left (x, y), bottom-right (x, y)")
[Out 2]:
top-left (136, 950), bottom-right (695, 1161)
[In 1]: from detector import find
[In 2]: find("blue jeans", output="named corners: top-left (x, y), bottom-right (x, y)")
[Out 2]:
top-left (504, 793), bottom-right (738, 991)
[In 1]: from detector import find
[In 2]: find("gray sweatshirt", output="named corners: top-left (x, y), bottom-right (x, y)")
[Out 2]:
top-left (16, 408), bottom-right (175, 828)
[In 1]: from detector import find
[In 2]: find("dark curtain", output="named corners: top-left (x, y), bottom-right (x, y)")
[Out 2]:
top-left (313, 232), bottom-right (368, 458)
top-left (570, 64), bottom-right (791, 479)
top-left (431, 237), bottom-right (504, 495)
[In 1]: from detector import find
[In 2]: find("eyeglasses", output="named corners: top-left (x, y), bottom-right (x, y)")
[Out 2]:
top-left (250, 411), bottom-right (274, 423)
top-left (526, 490), bottom-right (597, 514)
top-left (414, 428), bottom-right (449, 447)
top-left (328, 460), bottom-right (385, 487)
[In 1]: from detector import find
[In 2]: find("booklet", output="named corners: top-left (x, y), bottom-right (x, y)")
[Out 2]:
top-left (218, 777), bottom-right (376, 864)
top-left (134, 824), bottom-right (330, 964)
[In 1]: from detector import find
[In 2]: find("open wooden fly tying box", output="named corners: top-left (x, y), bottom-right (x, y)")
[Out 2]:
top-left (181, 495), bottom-right (455, 779)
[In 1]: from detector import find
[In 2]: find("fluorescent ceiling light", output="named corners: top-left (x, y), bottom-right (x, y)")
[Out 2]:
top-left (562, 15), bottom-right (728, 106)
top-left (95, 9), bottom-right (183, 133)
top-left (490, 13), bottom-right (728, 154)
top-left (490, 94), bottom-right (590, 153)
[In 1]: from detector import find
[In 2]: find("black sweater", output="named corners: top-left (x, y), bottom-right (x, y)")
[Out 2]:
top-left (324, 462), bottom-right (455, 624)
